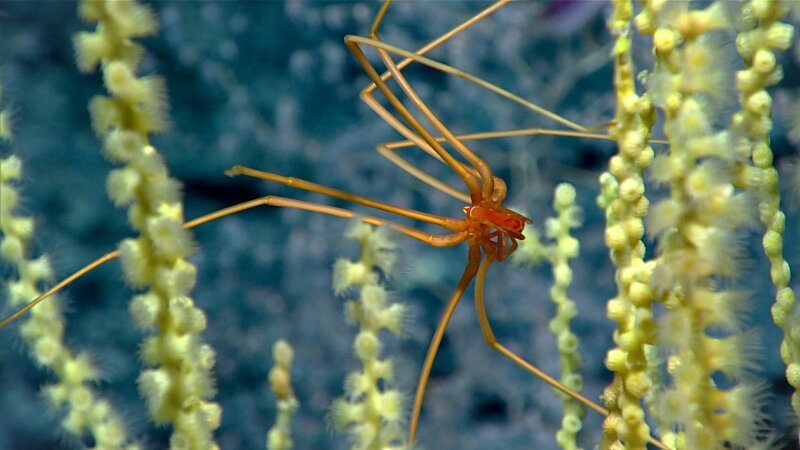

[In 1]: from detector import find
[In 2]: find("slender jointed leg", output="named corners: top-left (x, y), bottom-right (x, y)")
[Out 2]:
top-left (351, 1), bottom-right (599, 210)
top-left (0, 197), bottom-right (288, 329)
top-left (471, 255), bottom-right (671, 450)
top-left (408, 243), bottom-right (483, 446)
top-left (346, 36), bottom-right (483, 200)
top-left (365, 0), bottom-right (511, 86)
top-left (371, 43), bottom-right (498, 200)
top-left (353, 0), bottom-right (502, 197)
top-left (256, 196), bottom-right (470, 249)
top-left (226, 165), bottom-right (463, 232)
top-left (357, 5), bottom-right (665, 186)
top-left (373, 127), bottom-right (617, 205)
top-left (348, 35), bottom-right (591, 133)
top-left (376, 140), bottom-right (471, 204)
top-left (349, 23), bottom-right (499, 200)
top-left (347, 29), bottom-right (613, 207)
top-left (0, 191), bottom-right (470, 330)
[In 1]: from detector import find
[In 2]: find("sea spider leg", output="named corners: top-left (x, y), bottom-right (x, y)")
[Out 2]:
top-left (347, 28), bottom-right (605, 206)
top-left (349, 1), bottom-right (567, 204)
top-left (408, 243), bottom-right (482, 445)
top-left (0, 153), bottom-right (487, 331)
top-left (348, 32), bottom-right (628, 198)
top-left (225, 165), bottom-right (463, 232)
top-left (348, 33), bottom-right (675, 197)
top-left (350, 35), bottom-right (590, 133)
top-left (472, 255), bottom-right (671, 450)
top-left (347, 33), bottom-right (611, 202)
top-left (347, 5), bottom-right (673, 448)
top-left (363, 0), bottom-right (511, 100)
top-left (371, 41), bottom-right (500, 201)
top-left (250, 196), bottom-right (469, 248)
top-left (0, 196), bottom-right (307, 329)
top-left (376, 138), bottom-right (472, 204)
top-left (355, 13), bottom-right (662, 198)
top-left (0, 187), bottom-right (470, 330)
top-left (357, 0), bottom-right (666, 192)
top-left (473, 254), bottom-right (609, 416)
top-left (346, 10), bottom-right (526, 446)
top-left (352, 88), bottom-right (471, 202)
top-left (348, 9), bottom-right (498, 200)
top-left (357, 0), bottom-right (519, 197)
top-left (374, 128), bottom-right (618, 204)
top-left (345, 37), bottom-right (484, 202)
top-left (360, 0), bottom-right (588, 132)
top-left (374, 129), bottom-right (666, 192)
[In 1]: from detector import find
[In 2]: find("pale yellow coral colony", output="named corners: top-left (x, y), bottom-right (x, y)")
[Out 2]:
top-left (596, 1), bottom-right (798, 449)
top-left (330, 222), bottom-right (407, 450)
top-left (75, 1), bottom-right (222, 449)
top-left (1, 1), bottom-right (799, 450)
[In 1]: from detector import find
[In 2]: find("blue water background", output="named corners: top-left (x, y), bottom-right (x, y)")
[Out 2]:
top-left (0, 2), bottom-right (798, 449)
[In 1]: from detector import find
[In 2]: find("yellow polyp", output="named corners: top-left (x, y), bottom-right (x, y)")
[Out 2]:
top-left (624, 371), bottom-right (652, 398)
top-left (746, 90), bottom-right (772, 115)
top-left (654, 28), bottom-right (679, 53)
top-left (675, 2), bottom-right (729, 38)
top-left (752, 48), bottom-right (776, 74)
top-left (766, 22), bottom-right (794, 50)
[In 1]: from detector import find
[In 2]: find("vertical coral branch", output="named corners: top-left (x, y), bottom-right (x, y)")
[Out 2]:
top-left (2, 154), bottom-right (136, 450)
top-left (638, 1), bottom-right (771, 448)
top-left (73, 1), bottom-right (221, 448)
top-left (514, 183), bottom-right (585, 450)
top-left (267, 339), bottom-right (298, 450)
top-left (733, 0), bottom-right (800, 422)
top-left (599, 1), bottom-right (658, 448)
top-left (330, 221), bottom-right (407, 450)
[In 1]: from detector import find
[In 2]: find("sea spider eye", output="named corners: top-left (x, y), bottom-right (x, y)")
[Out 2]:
top-left (504, 217), bottom-right (523, 232)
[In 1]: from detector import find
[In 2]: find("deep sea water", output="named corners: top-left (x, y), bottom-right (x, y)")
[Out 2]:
top-left (0, 2), bottom-right (798, 450)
